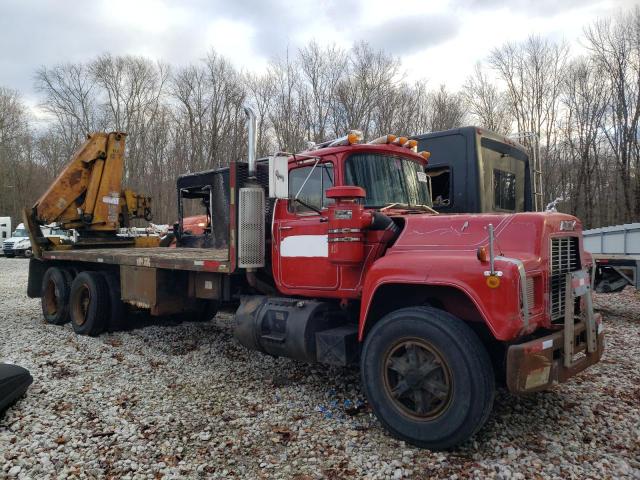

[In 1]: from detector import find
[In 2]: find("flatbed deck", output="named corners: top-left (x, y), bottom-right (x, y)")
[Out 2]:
top-left (42, 247), bottom-right (231, 273)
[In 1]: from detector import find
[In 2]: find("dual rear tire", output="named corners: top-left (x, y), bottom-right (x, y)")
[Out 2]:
top-left (41, 267), bottom-right (125, 336)
top-left (41, 267), bottom-right (73, 325)
top-left (68, 272), bottom-right (110, 336)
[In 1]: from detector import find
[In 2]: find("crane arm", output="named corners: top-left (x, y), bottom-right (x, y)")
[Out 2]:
top-left (31, 132), bottom-right (150, 231)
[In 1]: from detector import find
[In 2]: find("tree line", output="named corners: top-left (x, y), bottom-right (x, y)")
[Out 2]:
top-left (0, 7), bottom-right (638, 228)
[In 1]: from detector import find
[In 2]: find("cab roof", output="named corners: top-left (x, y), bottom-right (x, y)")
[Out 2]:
top-left (287, 142), bottom-right (428, 166)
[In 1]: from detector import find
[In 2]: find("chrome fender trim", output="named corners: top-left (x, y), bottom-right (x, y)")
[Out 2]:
top-left (496, 256), bottom-right (529, 330)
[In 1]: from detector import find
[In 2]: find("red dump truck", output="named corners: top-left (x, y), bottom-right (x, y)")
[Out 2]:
top-left (25, 109), bottom-right (604, 450)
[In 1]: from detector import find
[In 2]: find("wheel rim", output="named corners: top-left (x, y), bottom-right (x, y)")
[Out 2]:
top-left (43, 279), bottom-right (58, 316)
top-left (73, 285), bottom-right (91, 326)
top-left (382, 337), bottom-right (453, 420)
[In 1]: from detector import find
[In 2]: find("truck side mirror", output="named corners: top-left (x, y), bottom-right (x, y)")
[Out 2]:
top-left (269, 155), bottom-right (289, 199)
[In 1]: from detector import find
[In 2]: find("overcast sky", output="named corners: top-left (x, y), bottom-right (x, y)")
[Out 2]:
top-left (0, 0), bottom-right (634, 110)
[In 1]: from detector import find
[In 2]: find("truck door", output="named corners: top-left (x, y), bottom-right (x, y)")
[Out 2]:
top-left (274, 161), bottom-right (338, 291)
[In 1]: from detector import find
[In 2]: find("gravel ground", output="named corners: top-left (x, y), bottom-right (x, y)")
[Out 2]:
top-left (0, 257), bottom-right (639, 479)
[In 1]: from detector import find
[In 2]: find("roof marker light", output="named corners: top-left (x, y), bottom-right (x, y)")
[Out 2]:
top-left (368, 134), bottom-right (397, 144)
top-left (418, 150), bottom-right (431, 161)
top-left (347, 130), bottom-right (363, 144)
top-left (391, 136), bottom-right (408, 145)
top-left (327, 130), bottom-right (363, 147)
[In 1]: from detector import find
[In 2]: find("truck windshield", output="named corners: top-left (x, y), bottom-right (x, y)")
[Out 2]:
top-left (344, 153), bottom-right (432, 208)
top-left (12, 229), bottom-right (27, 237)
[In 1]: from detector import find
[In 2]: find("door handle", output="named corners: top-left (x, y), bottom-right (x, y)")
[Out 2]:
top-left (319, 218), bottom-right (328, 223)
top-left (279, 226), bottom-right (293, 230)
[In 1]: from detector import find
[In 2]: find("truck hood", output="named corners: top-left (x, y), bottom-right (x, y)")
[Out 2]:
top-left (389, 212), bottom-right (582, 264)
top-left (3, 237), bottom-right (29, 244)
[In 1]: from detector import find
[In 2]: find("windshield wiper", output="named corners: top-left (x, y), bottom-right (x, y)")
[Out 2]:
top-left (409, 204), bottom-right (439, 214)
top-left (380, 202), bottom-right (438, 214)
top-left (380, 202), bottom-right (403, 212)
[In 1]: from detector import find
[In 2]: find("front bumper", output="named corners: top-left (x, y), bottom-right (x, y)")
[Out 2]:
top-left (506, 313), bottom-right (605, 393)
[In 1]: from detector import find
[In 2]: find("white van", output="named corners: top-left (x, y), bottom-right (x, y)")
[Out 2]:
top-left (2, 223), bottom-right (32, 258)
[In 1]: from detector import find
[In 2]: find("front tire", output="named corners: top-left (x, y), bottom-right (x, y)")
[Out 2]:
top-left (69, 272), bottom-right (110, 336)
top-left (360, 306), bottom-right (495, 450)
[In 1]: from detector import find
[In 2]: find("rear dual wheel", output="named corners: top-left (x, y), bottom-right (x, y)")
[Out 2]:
top-left (360, 306), bottom-right (495, 450)
top-left (42, 268), bottom-right (125, 336)
top-left (41, 267), bottom-right (73, 325)
top-left (69, 272), bottom-right (110, 337)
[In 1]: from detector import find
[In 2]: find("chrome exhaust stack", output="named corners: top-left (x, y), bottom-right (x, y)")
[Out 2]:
top-left (244, 106), bottom-right (257, 179)
top-left (238, 106), bottom-right (265, 269)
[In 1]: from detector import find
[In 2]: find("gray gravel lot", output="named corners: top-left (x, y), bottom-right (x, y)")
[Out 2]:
top-left (0, 257), bottom-right (639, 479)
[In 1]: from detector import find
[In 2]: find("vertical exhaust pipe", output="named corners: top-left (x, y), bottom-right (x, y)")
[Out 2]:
top-left (244, 106), bottom-right (257, 178)
top-left (238, 105), bottom-right (265, 269)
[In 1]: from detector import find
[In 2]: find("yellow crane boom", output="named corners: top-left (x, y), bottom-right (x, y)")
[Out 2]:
top-left (32, 132), bottom-right (151, 230)
top-left (24, 132), bottom-right (153, 257)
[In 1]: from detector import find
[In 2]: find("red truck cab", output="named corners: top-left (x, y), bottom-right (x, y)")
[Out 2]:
top-left (240, 133), bottom-right (604, 449)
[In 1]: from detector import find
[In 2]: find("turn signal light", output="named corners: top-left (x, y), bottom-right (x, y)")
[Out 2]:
top-left (486, 275), bottom-right (501, 289)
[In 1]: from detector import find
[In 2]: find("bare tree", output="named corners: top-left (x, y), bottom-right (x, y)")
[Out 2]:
top-left (462, 63), bottom-right (512, 134)
top-left (560, 57), bottom-right (608, 227)
top-left (333, 42), bottom-right (401, 140)
top-left (584, 8), bottom-right (640, 221)
top-left (298, 41), bottom-right (347, 143)
top-left (0, 88), bottom-right (49, 222)
top-left (427, 85), bottom-right (466, 132)
top-left (268, 50), bottom-right (308, 152)
top-left (90, 54), bottom-right (169, 188)
top-left (34, 63), bottom-right (101, 155)
top-left (245, 72), bottom-right (275, 156)
top-left (489, 36), bottom-right (569, 206)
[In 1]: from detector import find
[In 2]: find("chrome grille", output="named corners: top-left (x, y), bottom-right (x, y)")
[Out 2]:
top-left (549, 237), bottom-right (580, 321)
top-left (3, 241), bottom-right (14, 249)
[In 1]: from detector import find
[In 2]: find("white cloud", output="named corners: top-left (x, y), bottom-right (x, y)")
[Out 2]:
top-left (0, 0), bottom-right (631, 99)
top-left (203, 19), bottom-right (267, 72)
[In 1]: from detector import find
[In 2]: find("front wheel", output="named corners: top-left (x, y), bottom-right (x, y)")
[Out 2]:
top-left (360, 306), bottom-right (495, 450)
top-left (24, 248), bottom-right (33, 258)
